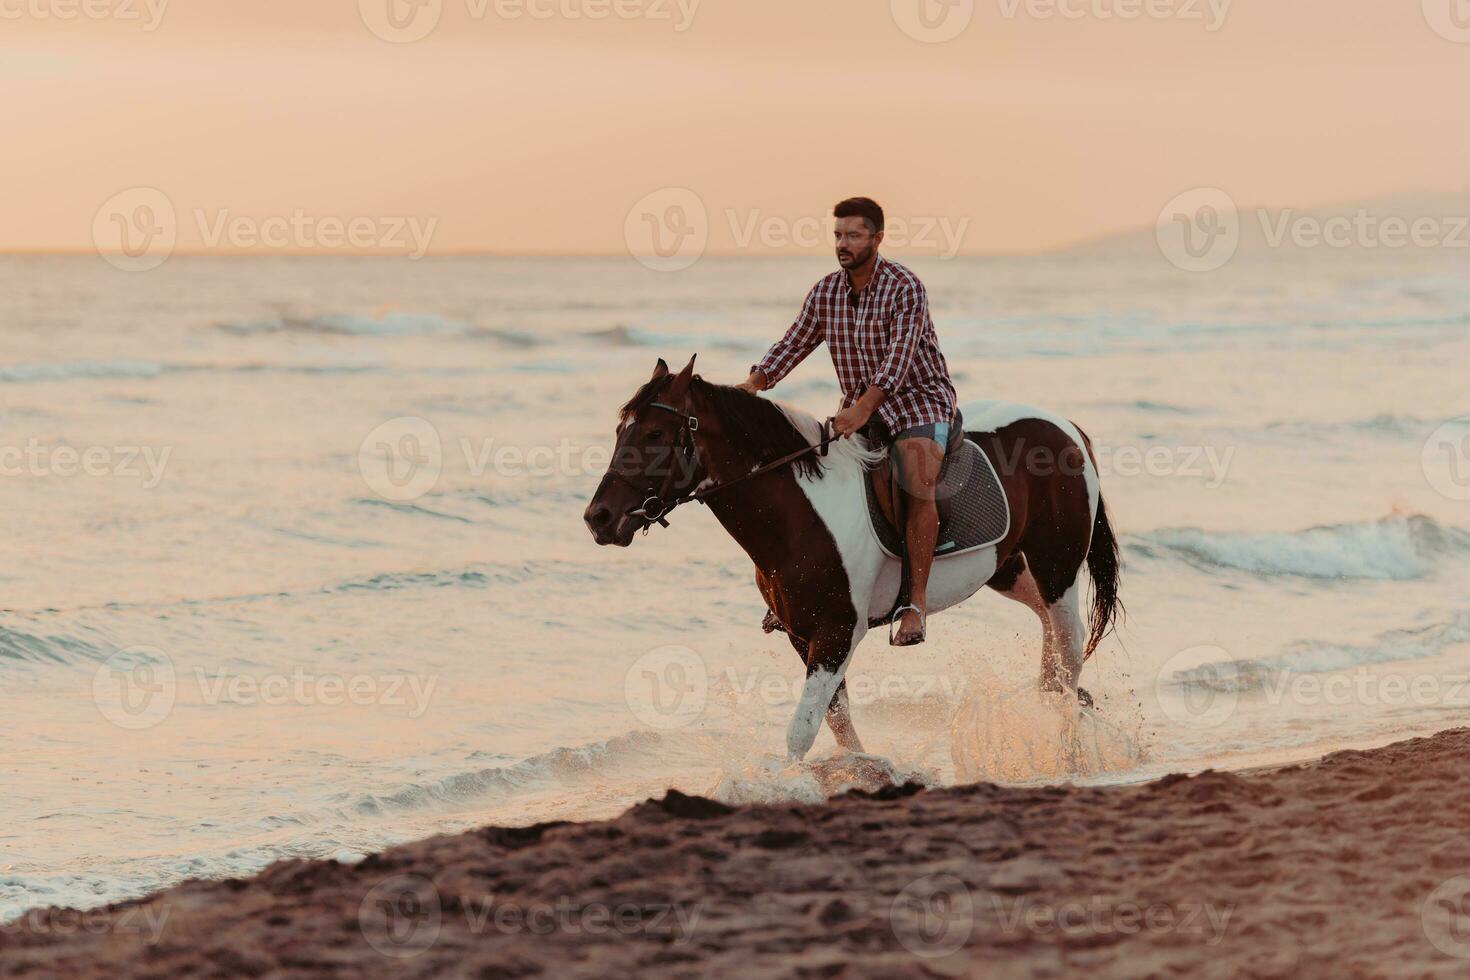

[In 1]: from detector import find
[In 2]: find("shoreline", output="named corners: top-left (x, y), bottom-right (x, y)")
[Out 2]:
top-left (5, 728), bottom-right (1470, 978)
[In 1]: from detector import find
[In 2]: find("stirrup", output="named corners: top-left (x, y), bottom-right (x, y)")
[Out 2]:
top-left (889, 604), bottom-right (926, 646)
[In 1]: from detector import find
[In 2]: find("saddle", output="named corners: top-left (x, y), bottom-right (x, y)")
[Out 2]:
top-left (865, 427), bottom-right (1010, 560)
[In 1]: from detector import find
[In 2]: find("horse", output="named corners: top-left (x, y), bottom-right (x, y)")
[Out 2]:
top-left (583, 355), bottom-right (1122, 761)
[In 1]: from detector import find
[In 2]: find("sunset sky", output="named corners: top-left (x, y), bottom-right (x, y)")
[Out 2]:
top-left (5, 0), bottom-right (1468, 255)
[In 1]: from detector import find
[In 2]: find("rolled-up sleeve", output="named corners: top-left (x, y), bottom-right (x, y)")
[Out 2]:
top-left (753, 285), bottom-right (824, 387)
top-left (872, 280), bottom-right (926, 393)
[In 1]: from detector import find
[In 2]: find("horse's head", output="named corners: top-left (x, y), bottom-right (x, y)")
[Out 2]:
top-left (584, 355), bottom-right (704, 546)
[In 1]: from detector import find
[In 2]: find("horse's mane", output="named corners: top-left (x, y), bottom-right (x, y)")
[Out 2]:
top-left (620, 375), bottom-right (879, 480)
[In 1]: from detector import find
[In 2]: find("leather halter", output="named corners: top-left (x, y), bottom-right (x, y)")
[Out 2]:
top-left (618, 400), bottom-right (836, 533)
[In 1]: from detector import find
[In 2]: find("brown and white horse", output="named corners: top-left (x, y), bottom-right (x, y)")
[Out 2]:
top-left (584, 356), bottom-right (1122, 761)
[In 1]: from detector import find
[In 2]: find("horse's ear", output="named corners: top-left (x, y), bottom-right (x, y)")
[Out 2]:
top-left (664, 354), bottom-right (698, 400)
top-left (651, 358), bottom-right (670, 381)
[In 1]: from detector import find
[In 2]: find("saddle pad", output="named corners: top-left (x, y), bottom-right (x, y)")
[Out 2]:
top-left (865, 436), bottom-right (1011, 560)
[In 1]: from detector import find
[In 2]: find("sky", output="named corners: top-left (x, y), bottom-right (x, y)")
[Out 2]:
top-left (4, 0), bottom-right (1469, 256)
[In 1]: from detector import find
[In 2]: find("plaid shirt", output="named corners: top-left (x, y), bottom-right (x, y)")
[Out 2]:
top-left (755, 255), bottom-right (957, 434)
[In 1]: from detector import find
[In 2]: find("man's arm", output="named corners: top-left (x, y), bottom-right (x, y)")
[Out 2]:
top-left (832, 386), bottom-right (886, 436)
top-left (738, 286), bottom-right (823, 393)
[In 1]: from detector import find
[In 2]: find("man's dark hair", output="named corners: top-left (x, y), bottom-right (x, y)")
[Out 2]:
top-left (833, 197), bottom-right (884, 235)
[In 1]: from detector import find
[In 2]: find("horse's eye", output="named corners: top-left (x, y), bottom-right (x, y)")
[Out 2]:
top-left (647, 430), bottom-right (664, 440)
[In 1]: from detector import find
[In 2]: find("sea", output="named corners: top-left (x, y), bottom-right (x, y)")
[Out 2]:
top-left (1, 250), bottom-right (1466, 918)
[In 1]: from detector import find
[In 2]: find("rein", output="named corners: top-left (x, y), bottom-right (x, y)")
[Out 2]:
top-left (624, 400), bottom-right (838, 531)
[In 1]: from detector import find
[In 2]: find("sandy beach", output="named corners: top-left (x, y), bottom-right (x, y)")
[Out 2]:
top-left (5, 726), bottom-right (1469, 978)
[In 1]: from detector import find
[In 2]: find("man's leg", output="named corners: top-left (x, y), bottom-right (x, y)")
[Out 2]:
top-left (893, 435), bottom-right (944, 643)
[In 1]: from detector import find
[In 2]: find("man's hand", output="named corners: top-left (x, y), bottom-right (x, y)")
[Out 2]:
top-left (832, 386), bottom-right (888, 438)
top-left (736, 369), bottom-right (767, 395)
top-left (831, 403), bottom-right (873, 437)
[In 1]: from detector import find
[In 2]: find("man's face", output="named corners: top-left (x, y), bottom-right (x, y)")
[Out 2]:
top-left (834, 216), bottom-right (881, 270)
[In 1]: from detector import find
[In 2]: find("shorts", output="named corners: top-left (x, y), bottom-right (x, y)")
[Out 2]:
top-left (869, 409), bottom-right (965, 454)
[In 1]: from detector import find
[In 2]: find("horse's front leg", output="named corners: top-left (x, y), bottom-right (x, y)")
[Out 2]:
top-left (787, 625), bottom-right (863, 761)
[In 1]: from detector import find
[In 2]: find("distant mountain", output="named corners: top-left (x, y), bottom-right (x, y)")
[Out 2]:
top-left (1063, 187), bottom-right (1470, 258)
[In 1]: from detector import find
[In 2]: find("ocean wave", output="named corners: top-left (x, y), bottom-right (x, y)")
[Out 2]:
top-left (351, 731), bottom-right (667, 815)
top-left (1166, 611), bottom-right (1470, 693)
top-left (218, 312), bottom-right (470, 337)
top-left (1259, 413), bottom-right (1432, 441)
top-left (581, 325), bottom-right (754, 351)
top-left (1133, 514), bottom-right (1470, 581)
top-left (0, 360), bottom-right (167, 383)
top-left (0, 622), bottom-right (111, 667)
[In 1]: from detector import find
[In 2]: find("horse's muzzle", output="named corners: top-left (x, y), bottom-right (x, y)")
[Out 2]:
top-left (583, 502), bottom-right (637, 547)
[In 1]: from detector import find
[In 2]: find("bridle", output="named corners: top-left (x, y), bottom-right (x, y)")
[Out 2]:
top-left (613, 399), bottom-right (838, 533)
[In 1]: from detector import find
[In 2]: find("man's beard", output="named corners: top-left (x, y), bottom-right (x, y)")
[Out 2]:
top-left (837, 244), bottom-right (874, 270)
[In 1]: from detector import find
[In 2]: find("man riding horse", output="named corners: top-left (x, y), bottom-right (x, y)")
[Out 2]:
top-left (738, 197), bottom-right (956, 646)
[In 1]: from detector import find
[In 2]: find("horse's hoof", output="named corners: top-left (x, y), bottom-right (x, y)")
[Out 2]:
top-left (1078, 687), bottom-right (1095, 709)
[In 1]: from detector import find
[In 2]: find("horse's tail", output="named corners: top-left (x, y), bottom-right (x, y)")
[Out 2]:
top-left (1083, 493), bottom-right (1123, 661)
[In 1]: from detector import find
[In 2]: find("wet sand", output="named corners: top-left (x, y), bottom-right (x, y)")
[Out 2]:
top-left (5, 727), bottom-right (1470, 978)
